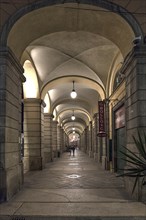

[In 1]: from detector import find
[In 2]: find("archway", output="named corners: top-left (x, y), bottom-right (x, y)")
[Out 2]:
top-left (0, 0), bottom-right (144, 202)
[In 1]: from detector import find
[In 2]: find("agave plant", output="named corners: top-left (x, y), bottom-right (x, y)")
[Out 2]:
top-left (118, 131), bottom-right (146, 194)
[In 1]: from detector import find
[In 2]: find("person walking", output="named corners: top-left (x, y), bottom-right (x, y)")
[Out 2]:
top-left (72, 146), bottom-right (75, 156)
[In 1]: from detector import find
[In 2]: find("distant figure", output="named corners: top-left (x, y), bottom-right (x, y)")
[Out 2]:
top-left (69, 146), bottom-right (72, 156)
top-left (72, 146), bottom-right (75, 156)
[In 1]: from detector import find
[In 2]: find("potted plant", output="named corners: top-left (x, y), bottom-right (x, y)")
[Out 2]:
top-left (117, 131), bottom-right (146, 197)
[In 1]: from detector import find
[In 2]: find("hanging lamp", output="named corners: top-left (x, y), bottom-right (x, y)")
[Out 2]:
top-left (70, 81), bottom-right (77, 99)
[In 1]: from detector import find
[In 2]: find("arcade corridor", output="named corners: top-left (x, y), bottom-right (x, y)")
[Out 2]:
top-left (0, 150), bottom-right (145, 219)
top-left (1, 0), bottom-right (146, 210)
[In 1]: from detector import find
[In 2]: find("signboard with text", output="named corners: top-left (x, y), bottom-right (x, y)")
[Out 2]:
top-left (98, 101), bottom-right (106, 137)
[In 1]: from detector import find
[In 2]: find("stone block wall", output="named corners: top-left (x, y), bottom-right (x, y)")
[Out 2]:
top-left (23, 99), bottom-right (44, 172)
top-left (0, 47), bottom-right (25, 201)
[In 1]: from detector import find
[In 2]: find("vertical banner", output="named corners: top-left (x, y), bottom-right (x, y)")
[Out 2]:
top-left (98, 101), bottom-right (106, 137)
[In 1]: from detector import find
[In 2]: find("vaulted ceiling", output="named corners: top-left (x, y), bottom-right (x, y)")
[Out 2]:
top-left (2, 0), bottom-right (144, 140)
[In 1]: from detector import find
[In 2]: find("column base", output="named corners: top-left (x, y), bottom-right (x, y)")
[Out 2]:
top-left (141, 185), bottom-right (146, 202)
top-left (53, 150), bottom-right (58, 158)
top-left (0, 163), bottom-right (23, 202)
top-left (94, 152), bottom-right (98, 161)
top-left (23, 156), bottom-right (42, 172)
top-left (101, 156), bottom-right (107, 170)
top-left (0, 168), bottom-right (6, 202)
top-left (89, 151), bottom-right (94, 158)
top-left (44, 152), bottom-right (53, 163)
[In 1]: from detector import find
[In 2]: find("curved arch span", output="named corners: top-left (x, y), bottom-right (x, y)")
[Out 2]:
top-left (41, 76), bottom-right (106, 101)
top-left (0, 0), bottom-right (143, 48)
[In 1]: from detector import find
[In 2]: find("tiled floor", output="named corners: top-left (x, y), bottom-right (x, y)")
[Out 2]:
top-left (0, 150), bottom-right (146, 219)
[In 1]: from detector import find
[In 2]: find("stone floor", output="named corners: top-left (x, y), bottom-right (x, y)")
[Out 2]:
top-left (0, 150), bottom-right (146, 220)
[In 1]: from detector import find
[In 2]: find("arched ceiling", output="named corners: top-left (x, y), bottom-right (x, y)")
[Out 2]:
top-left (7, 2), bottom-right (136, 138)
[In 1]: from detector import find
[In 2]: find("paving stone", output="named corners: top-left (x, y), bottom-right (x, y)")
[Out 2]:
top-left (0, 150), bottom-right (145, 219)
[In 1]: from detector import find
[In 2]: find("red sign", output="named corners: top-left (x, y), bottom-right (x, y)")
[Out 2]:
top-left (98, 101), bottom-right (105, 135)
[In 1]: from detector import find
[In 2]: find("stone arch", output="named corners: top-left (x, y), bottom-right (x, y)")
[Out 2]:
top-left (0, 0), bottom-right (144, 48)
top-left (41, 76), bottom-right (105, 102)
top-left (23, 60), bottom-right (40, 98)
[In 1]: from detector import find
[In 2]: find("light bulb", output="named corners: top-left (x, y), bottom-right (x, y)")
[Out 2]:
top-left (71, 115), bottom-right (75, 120)
top-left (70, 90), bottom-right (77, 99)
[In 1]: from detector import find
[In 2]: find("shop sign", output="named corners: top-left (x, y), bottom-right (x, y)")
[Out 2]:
top-left (98, 101), bottom-right (106, 137)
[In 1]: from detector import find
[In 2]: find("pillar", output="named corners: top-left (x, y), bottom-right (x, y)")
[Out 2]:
top-left (44, 113), bottom-right (53, 162)
top-left (57, 125), bottom-right (62, 154)
top-left (80, 131), bottom-right (84, 151)
top-left (63, 132), bottom-right (67, 152)
top-left (88, 121), bottom-right (93, 157)
top-left (123, 45), bottom-right (146, 199)
top-left (0, 47), bottom-right (25, 201)
top-left (23, 98), bottom-right (45, 172)
top-left (101, 137), bottom-right (107, 169)
top-left (93, 113), bottom-right (98, 160)
top-left (60, 127), bottom-right (64, 152)
top-left (52, 120), bottom-right (58, 158)
top-left (124, 46), bottom-right (146, 140)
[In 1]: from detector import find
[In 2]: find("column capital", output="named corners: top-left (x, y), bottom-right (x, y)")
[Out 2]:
top-left (93, 113), bottom-right (98, 119)
top-left (52, 120), bottom-right (58, 125)
top-left (121, 45), bottom-right (146, 76)
top-left (24, 98), bottom-right (43, 104)
top-left (44, 113), bottom-right (54, 119)
top-left (0, 46), bottom-right (25, 82)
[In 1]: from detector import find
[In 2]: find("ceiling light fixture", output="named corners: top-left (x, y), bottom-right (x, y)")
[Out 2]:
top-left (71, 110), bottom-right (75, 120)
top-left (70, 81), bottom-right (77, 99)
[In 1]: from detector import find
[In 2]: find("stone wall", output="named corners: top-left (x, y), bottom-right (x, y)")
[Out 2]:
top-left (0, 47), bottom-right (25, 201)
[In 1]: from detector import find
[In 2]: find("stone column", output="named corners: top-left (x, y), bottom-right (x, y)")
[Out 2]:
top-left (88, 122), bottom-right (93, 157)
top-left (0, 47), bottom-right (25, 202)
top-left (124, 46), bottom-right (146, 139)
top-left (57, 125), bottom-right (62, 155)
top-left (97, 136), bottom-right (101, 163)
top-left (122, 45), bottom-right (146, 199)
top-left (23, 98), bottom-right (45, 172)
top-left (52, 120), bottom-right (58, 158)
top-left (60, 127), bottom-right (64, 152)
top-left (93, 113), bottom-right (98, 161)
top-left (63, 131), bottom-right (67, 152)
top-left (80, 132), bottom-right (84, 151)
top-left (101, 137), bottom-right (107, 169)
top-left (44, 113), bottom-right (53, 163)
top-left (86, 126), bottom-right (89, 154)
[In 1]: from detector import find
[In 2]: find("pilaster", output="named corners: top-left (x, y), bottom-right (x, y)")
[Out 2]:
top-left (88, 121), bottom-right (93, 157)
top-left (23, 98), bottom-right (45, 172)
top-left (0, 47), bottom-right (25, 201)
top-left (57, 125), bottom-right (61, 155)
top-left (93, 113), bottom-right (98, 161)
top-left (44, 113), bottom-right (54, 162)
top-left (52, 120), bottom-right (58, 158)
top-left (122, 45), bottom-right (146, 199)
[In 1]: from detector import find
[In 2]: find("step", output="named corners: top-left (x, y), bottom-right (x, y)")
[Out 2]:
top-left (0, 216), bottom-right (146, 220)
top-left (0, 202), bottom-right (145, 220)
